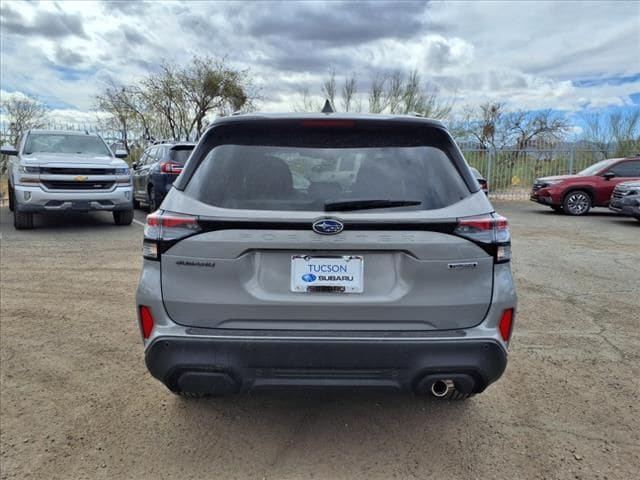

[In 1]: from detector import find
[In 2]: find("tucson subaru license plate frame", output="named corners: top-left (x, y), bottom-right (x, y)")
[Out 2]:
top-left (290, 255), bottom-right (364, 293)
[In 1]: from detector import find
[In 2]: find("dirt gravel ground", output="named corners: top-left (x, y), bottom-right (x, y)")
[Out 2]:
top-left (1, 203), bottom-right (638, 480)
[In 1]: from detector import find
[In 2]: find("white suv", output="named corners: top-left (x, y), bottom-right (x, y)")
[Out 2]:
top-left (2, 130), bottom-right (134, 229)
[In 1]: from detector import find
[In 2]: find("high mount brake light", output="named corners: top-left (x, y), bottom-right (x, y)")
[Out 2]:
top-left (301, 120), bottom-right (355, 128)
top-left (160, 161), bottom-right (183, 174)
top-left (143, 212), bottom-right (201, 260)
top-left (454, 214), bottom-right (511, 263)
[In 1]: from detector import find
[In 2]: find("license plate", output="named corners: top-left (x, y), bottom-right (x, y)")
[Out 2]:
top-left (291, 255), bottom-right (364, 293)
top-left (72, 201), bottom-right (90, 211)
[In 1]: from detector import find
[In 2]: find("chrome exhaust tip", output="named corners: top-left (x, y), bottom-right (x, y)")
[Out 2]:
top-left (430, 379), bottom-right (454, 397)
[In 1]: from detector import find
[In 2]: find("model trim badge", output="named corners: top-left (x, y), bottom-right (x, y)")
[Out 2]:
top-left (448, 262), bottom-right (479, 270)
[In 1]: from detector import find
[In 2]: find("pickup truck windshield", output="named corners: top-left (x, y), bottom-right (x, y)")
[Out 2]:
top-left (24, 134), bottom-right (111, 157)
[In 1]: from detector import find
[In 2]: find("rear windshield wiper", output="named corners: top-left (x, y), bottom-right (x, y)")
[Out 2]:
top-left (324, 199), bottom-right (422, 212)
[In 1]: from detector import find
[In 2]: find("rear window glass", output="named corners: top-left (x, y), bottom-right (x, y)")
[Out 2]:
top-left (169, 146), bottom-right (194, 164)
top-left (184, 126), bottom-right (470, 212)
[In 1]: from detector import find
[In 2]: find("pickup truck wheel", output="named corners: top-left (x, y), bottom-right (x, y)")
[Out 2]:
top-left (113, 209), bottom-right (134, 226)
top-left (563, 190), bottom-right (591, 216)
top-left (14, 210), bottom-right (34, 230)
top-left (8, 184), bottom-right (14, 212)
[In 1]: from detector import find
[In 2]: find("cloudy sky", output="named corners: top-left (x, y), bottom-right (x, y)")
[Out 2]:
top-left (1, 0), bottom-right (639, 124)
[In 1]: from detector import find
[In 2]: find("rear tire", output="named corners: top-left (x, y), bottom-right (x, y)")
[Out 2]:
top-left (148, 186), bottom-right (158, 212)
top-left (14, 210), bottom-right (34, 230)
top-left (113, 209), bottom-right (134, 226)
top-left (562, 190), bottom-right (591, 216)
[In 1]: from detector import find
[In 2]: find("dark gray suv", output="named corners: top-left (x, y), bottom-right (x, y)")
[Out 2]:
top-left (136, 113), bottom-right (517, 399)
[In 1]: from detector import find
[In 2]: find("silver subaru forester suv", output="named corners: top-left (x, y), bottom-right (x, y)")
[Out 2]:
top-left (136, 113), bottom-right (517, 399)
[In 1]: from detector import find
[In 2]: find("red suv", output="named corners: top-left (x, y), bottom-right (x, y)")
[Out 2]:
top-left (530, 156), bottom-right (640, 215)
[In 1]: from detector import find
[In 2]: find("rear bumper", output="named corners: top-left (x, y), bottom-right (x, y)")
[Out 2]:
top-left (145, 334), bottom-right (508, 394)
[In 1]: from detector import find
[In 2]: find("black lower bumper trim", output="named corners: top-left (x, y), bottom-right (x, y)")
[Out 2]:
top-left (145, 335), bottom-right (508, 394)
top-left (17, 202), bottom-right (132, 212)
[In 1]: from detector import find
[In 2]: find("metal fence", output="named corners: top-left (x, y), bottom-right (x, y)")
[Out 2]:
top-left (461, 141), bottom-right (606, 200)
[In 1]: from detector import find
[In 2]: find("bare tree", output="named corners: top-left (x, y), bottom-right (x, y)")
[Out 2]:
top-left (385, 72), bottom-right (404, 114)
top-left (138, 63), bottom-right (184, 140)
top-left (505, 109), bottom-right (570, 149)
top-left (292, 69), bottom-right (453, 118)
top-left (178, 56), bottom-right (250, 137)
top-left (581, 110), bottom-right (640, 157)
top-left (321, 70), bottom-right (337, 111)
top-left (294, 87), bottom-right (321, 112)
top-left (368, 74), bottom-right (387, 113)
top-left (374, 70), bottom-right (452, 118)
top-left (97, 55), bottom-right (254, 144)
top-left (341, 73), bottom-right (358, 112)
top-left (0, 94), bottom-right (48, 146)
top-left (95, 80), bottom-right (147, 153)
top-left (458, 103), bottom-right (568, 149)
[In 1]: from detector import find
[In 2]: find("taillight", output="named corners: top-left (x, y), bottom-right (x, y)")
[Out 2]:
top-left (143, 211), bottom-right (201, 260)
top-left (499, 308), bottom-right (514, 342)
top-left (160, 162), bottom-right (183, 174)
top-left (454, 214), bottom-right (511, 263)
top-left (139, 305), bottom-right (154, 339)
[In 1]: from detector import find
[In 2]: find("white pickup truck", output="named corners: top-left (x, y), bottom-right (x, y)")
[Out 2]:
top-left (2, 130), bottom-right (134, 229)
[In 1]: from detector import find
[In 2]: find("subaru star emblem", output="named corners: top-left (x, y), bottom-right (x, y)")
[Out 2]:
top-left (312, 219), bottom-right (344, 235)
top-left (301, 273), bottom-right (317, 282)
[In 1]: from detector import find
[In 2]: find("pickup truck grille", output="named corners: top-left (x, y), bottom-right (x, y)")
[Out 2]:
top-left (40, 167), bottom-right (117, 175)
top-left (42, 180), bottom-right (115, 190)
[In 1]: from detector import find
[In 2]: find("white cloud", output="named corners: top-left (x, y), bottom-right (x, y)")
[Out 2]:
top-left (0, 0), bottom-right (638, 120)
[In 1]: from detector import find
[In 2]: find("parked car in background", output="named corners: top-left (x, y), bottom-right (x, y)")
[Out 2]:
top-left (470, 166), bottom-right (488, 195)
top-left (132, 142), bottom-right (195, 211)
top-left (136, 112), bottom-right (517, 400)
top-left (609, 180), bottom-right (640, 221)
top-left (2, 130), bottom-right (133, 229)
top-left (530, 156), bottom-right (640, 215)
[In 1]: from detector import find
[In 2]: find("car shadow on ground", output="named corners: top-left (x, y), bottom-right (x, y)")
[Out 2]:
top-left (168, 388), bottom-right (474, 423)
top-left (0, 209), bottom-right (136, 231)
top-left (530, 207), bottom-right (632, 219)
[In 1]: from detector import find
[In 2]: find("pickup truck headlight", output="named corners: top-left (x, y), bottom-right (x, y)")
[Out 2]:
top-left (18, 165), bottom-right (40, 174)
top-left (115, 167), bottom-right (130, 175)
